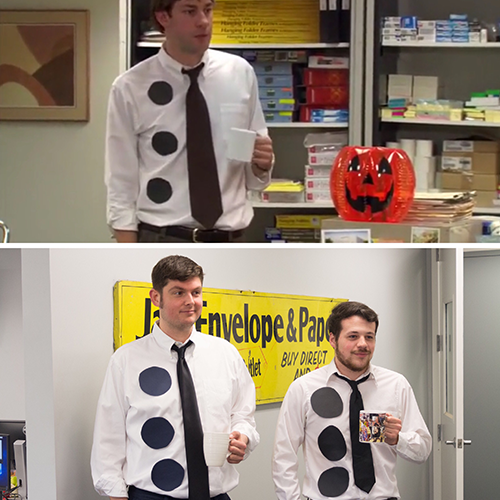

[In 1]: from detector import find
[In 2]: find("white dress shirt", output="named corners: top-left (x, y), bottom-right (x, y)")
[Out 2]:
top-left (272, 362), bottom-right (432, 500)
top-left (105, 48), bottom-right (271, 232)
top-left (91, 323), bottom-right (259, 498)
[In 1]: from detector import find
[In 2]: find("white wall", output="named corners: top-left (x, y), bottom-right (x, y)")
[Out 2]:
top-left (0, 249), bottom-right (24, 419)
top-left (21, 250), bottom-right (58, 500)
top-left (43, 247), bottom-right (431, 500)
top-left (0, 0), bottom-right (122, 243)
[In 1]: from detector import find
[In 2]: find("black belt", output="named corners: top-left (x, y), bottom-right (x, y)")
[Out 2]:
top-left (128, 486), bottom-right (230, 500)
top-left (138, 222), bottom-right (244, 243)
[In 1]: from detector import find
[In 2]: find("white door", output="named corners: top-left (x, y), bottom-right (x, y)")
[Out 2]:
top-left (431, 248), bottom-right (466, 500)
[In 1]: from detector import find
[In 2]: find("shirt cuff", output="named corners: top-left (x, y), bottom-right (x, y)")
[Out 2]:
top-left (94, 476), bottom-right (128, 498)
top-left (107, 206), bottom-right (138, 232)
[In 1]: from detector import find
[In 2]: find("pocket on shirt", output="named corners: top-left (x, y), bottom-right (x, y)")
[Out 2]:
top-left (220, 103), bottom-right (250, 138)
top-left (203, 378), bottom-right (232, 430)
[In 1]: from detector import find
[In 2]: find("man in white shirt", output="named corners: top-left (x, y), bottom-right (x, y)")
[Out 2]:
top-left (91, 255), bottom-right (259, 500)
top-left (272, 301), bottom-right (432, 500)
top-left (105, 0), bottom-right (274, 243)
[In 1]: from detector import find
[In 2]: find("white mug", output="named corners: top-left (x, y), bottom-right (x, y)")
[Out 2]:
top-left (227, 127), bottom-right (257, 162)
top-left (203, 432), bottom-right (230, 467)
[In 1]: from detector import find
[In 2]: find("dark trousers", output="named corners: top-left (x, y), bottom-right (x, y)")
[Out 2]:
top-left (129, 485), bottom-right (231, 500)
top-left (137, 225), bottom-right (245, 243)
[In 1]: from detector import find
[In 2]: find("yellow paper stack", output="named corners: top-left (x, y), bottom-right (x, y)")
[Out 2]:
top-left (212, 0), bottom-right (319, 44)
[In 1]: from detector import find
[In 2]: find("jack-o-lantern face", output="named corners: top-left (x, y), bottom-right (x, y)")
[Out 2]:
top-left (331, 146), bottom-right (415, 223)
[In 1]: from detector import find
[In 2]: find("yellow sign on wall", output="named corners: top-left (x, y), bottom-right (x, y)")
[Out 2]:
top-left (113, 281), bottom-right (346, 404)
top-left (212, 0), bottom-right (320, 44)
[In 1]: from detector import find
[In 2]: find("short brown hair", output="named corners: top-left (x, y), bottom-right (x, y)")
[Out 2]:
top-left (327, 301), bottom-right (379, 342)
top-left (150, 0), bottom-right (179, 32)
top-left (150, 0), bottom-right (215, 32)
top-left (151, 255), bottom-right (204, 291)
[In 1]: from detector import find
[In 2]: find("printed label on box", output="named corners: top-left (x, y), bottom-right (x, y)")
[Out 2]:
top-left (441, 156), bottom-right (472, 172)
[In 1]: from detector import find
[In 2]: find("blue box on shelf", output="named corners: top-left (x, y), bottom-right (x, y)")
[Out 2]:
top-left (310, 116), bottom-right (349, 123)
top-left (264, 111), bottom-right (294, 123)
top-left (252, 62), bottom-right (293, 75)
top-left (310, 109), bottom-right (349, 118)
top-left (259, 87), bottom-right (294, 99)
top-left (449, 14), bottom-right (468, 21)
top-left (261, 98), bottom-right (295, 111)
top-left (401, 16), bottom-right (417, 29)
top-left (257, 75), bottom-right (294, 87)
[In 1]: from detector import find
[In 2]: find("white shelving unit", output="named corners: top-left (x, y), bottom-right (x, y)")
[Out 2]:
top-left (253, 201), bottom-right (500, 215)
top-left (363, 13), bottom-right (500, 219)
top-left (381, 118), bottom-right (500, 128)
top-left (268, 122), bottom-right (348, 129)
top-left (137, 41), bottom-right (350, 49)
top-left (382, 42), bottom-right (500, 48)
top-left (253, 201), bottom-right (333, 209)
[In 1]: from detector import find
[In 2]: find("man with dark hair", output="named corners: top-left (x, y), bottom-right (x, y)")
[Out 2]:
top-left (91, 255), bottom-right (259, 500)
top-left (272, 301), bottom-right (432, 500)
top-left (105, 0), bottom-right (274, 243)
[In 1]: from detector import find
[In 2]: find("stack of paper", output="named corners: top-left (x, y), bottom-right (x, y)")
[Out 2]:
top-left (402, 191), bottom-right (476, 224)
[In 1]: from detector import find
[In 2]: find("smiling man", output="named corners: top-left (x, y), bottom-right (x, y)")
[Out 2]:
top-left (272, 301), bottom-right (432, 500)
top-left (91, 255), bottom-right (259, 500)
top-left (105, 0), bottom-right (274, 243)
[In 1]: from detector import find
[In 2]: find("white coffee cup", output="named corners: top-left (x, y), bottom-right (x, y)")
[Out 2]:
top-left (203, 432), bottom-right (230, 467)
top-left (227, 127), bottom-right (257, 162)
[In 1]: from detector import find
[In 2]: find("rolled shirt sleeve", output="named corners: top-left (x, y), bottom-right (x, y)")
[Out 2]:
top-left (230, 348), bottom-right (260, 454)
top-left (395, 381), bottom-right (433, 463)
top-left (91, 356), bottom-right (129, 497)
top-left (105, 83), bottom-right (140, 231)
top-left (245, 64), bottom-right (273, 190)
top-left (272, 380), bottom-right (305, 500)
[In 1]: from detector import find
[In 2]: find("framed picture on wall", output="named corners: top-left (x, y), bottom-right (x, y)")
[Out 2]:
top-left (0, 10), bottom-right (90, 121)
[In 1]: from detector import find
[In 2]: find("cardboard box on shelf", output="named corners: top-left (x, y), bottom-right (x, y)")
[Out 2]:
top-left (388, 74), bottom-right (413, 99)
top-left (441, 172), bottom-right (499, 191)
top-left (442, 152), bottom-right (499, 174)
top-left (305, 177), bottom-right (331, 190)
top-left (305, 190), bottom-right (332, 202)
top-left (305, 164), bottom-right (332, 177)
top-left (473, 190), bottom-right (497, 207)
top-left (441, 172), bottom-right (473, 190)
top-left (413, 76), bottom-right (439, 101)
top-left (443, 140), bottom-right (500, 154)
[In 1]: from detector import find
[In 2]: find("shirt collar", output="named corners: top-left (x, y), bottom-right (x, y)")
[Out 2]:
top-left (157, 46), bottom-right (211, 77)
top-left (151, 321), bottom-right (198, 351)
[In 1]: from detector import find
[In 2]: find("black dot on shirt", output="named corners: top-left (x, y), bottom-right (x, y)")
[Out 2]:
top-left (141, 417), bottom-right (175, 449)
top-left (318, 467), bottom-right (349, 497)
top-left (152, 131), bottom-right (178, 156)
top-left (311, 387), bottom-right (343, 418)
top-left (139, 366), bottom-right (172, 396)
top-left (148, 81), bottom-right (173, 105)
top-left (151, 459), bottom-right (184, 492)
top-left (318, 425), bottom-right (347, 461)
top-left (147, 178), bottom-right (173, 204)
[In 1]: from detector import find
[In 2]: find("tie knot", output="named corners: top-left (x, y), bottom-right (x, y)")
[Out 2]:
top-left (335, 372), bottom-right (370, 390)
top-left (172, 340), bottom-right (193, 360)
top-left (182, 63), bottom-right (205, 83)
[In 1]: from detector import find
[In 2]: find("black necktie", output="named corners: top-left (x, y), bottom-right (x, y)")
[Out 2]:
top-left (335, 372), bottom-right (376, 493)
top-left (183, 64), bottom-right (223, 230)
top-left (172, 341), bottom-right (210, 500)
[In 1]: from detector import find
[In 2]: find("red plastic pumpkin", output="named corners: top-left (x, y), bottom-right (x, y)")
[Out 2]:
top-left (330, 146), bottom-right (415, 223)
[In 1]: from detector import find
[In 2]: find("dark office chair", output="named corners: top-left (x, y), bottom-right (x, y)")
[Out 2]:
top-left (0, 220), bottom-right (9, 243)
